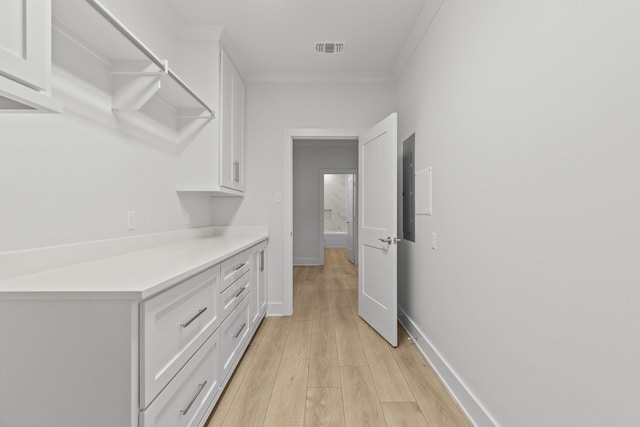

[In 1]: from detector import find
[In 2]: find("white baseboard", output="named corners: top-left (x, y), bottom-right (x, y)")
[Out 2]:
top-left (324, 233), bottom-right (348, 248)
top-left (267, 302), bottom-right (290, 316)
top-left (398, 307), bottom-right (498, 427)
top-left (293, 257), bottom-right (322, 266)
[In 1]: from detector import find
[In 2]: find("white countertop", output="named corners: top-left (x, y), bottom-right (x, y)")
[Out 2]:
top-left (0, 226), bottom-right (268, 300)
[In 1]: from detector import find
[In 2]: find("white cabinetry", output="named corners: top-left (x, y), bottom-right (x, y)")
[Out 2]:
top-left (0, 0), bottom-right (62, 112)
top-left (140, 266), bottom-right (221, 408)
top-left (50, 0), bottom-right (214, 142)
top-left (250, 241), bottom-right (268, 329)
top-left (220, 49), bottom-right (245, 192)
top-left (176, 48), bottom-right (246, 196)
top-left (0, 237), bottom-right (268, 427)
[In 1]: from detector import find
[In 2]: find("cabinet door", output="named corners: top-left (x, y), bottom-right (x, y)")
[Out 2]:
top-left (219, 50), bottom-right (234, 189)
top-left (258, 246), bottom-right (267, 314)
top-left (219, 49), bottom-right (245, 192)
top-left (0, 0), bottom-right (50, 91)
top-left (232, 68), bottom-right (245, 190)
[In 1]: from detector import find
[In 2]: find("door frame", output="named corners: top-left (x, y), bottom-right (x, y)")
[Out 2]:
top-left (282, 128), bottom-right (360, 315)
top-left (320, 169), bottom-right (358, 265)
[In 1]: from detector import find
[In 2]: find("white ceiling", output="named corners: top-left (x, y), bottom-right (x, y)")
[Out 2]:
top-left (158, 0), bottom-right (429, 81)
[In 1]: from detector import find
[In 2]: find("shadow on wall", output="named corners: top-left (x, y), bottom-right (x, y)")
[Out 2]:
top-left (207, 197), bottom-right (244, 225)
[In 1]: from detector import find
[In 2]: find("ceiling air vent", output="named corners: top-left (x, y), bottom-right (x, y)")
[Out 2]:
top-left (315, 42), bottom-right (346, 54)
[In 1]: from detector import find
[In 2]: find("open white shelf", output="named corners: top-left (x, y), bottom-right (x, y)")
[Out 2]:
top-left (52, 0), bottom-right (215, 142)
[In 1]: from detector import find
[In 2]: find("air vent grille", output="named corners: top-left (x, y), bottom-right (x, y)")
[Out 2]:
top-left (315, 42), bottom-right (346, 54)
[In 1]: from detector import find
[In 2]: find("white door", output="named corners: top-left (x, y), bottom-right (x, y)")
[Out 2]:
top-left (346, 174), bottom-right (356, 264)
top-left (358, 113), bottom-right (398, 347)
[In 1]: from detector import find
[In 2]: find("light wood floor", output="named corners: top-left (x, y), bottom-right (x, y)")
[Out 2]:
top-left (205, 249), bottom-right (471, 427)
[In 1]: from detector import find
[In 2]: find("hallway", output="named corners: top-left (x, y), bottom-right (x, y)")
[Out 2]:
top-left (206, 249), bottom-right (470, 426)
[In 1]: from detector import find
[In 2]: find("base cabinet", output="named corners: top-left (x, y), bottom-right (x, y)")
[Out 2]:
top-left (250, 241), bottom-right (268, 329)
top-left (140, 329), bottom-right (221, 427)
top-left (0, 239), bottom-right (268, 427)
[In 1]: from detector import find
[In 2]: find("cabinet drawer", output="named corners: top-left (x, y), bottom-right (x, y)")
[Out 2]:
top-left (220, 270), bottom-right (250, 321)
top-left (220, 250), bottom-right (251, 291)
top-left (140, 330), bottom-right (221, 427)
top-left (140, 265), bottom-right (220, 408)
top-left (220, 295), bottom-right (251, 382)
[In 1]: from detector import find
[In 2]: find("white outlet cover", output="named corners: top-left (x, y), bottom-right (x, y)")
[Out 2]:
top-left (127, 211), bottom-right (136, 230)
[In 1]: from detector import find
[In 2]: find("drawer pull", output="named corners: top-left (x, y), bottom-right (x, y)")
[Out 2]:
top-left (233, 262), bottom-right (247, 271)
top-left (181, 307), bottom-right (208, 329)
top-left (234, 286), bottom-right (247, 298)
top-left (180, 380), bottom-right (208, 416)
top-left (233, 323), bottom-right (247, 339)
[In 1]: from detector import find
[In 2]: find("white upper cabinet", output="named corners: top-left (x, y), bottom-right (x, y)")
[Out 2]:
top-left (220, 49), bottom-right (246, 193)
top-left (175, 47), bottom-right (246, 197)
top-left (0, 0), bottom-right (62, 112)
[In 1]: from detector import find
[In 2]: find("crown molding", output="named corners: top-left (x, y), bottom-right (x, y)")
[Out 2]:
top-left (392, 0), bottom-right (445, 78)
top-left (246, 71), bottom-right (395, 83)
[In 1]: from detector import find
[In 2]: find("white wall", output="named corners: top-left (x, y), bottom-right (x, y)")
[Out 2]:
top-left (212, 81), bottom-right (395, 312)
top-left (292, 143), bottom-right (357, 265)
top-left (324, 174), bottom-right (349, 233)
top-left (397, 1), bottom-right (640, 426)
top-left (0, 0), bottom-right (215, 252)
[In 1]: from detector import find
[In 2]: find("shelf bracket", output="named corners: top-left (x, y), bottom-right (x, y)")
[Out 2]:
top-left (111, 61), bottom-right (163, 111)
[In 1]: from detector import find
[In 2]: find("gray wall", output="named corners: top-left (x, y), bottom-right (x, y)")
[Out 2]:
top-left (292, 141), bottom-right (357, 265)
top-left (397, 1), bottom-right (640, 426)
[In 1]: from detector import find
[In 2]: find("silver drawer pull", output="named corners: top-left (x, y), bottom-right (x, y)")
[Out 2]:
top-left (180, 380), bottom-right (207, 416)
top-left (181, 307), bottom-right (207, 329)
top-left (234, 286), bottom-right (247, 298)
top-left (233, 262), bottom-right (246, 271)
top-left (233, 323), bottom-right (247, 339)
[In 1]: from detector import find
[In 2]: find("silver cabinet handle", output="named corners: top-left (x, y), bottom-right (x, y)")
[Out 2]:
top-left (234, 286), bottom-right (247, 298)
top-left (233, 262), bottom-right (246, 271)
top-left (180, 380), bottom-right (207, 415)
top-left (233, 161), bottom-right (240, 182)
top-left (378, 237), bottom-right (392, 244)
top-left (233, 323), bottom-right (247, 339)
top-left (181, 307), bottom-right (207, 328)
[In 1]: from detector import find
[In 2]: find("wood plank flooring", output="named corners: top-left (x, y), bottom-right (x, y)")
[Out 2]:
top-left (204, 249), bottom-right (471, 427)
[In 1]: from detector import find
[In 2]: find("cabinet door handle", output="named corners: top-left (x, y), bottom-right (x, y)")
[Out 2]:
top-left (234, 286), bottom-right (246, 298)
top-left (260, 251), bottom-right (264, 272)
top-left (181, 307), bottom-right (208, 328)
top-left (233, 322), bottom-right (247, 339)
top-left (233, 262), bottom-right (246, 271)
top-left (233, 161), bottom-right (240, 182)
top-left (180, 380), bottom-right (208, 416)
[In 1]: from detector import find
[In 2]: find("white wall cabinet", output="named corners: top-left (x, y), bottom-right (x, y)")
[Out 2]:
top-left (0, 0), bottom-right (62, 112)
top-left (220, 49), bottom-right (246, 192)
top-left (175, 47), bottom-right (246, 196)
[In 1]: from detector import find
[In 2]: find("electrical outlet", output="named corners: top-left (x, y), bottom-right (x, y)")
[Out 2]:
top-left (184, 211), bottom-right (191, 225)
top-left (431, 232), bottom-right (437, 250)
top-left (127, 211), bottom-right (136, 231)
top-left (275, 192), bottom-right (282, 203)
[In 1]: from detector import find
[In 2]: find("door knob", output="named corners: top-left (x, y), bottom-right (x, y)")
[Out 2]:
top-left (378, 237), bottom-right (392, 244)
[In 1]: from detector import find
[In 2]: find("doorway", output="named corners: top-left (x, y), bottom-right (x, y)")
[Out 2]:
top-left (323, 172), bottom-right (358, 265)
top-left (291, 139), bottom-right (358, 267)
top-left (283, 129), bottom-right (360, 315)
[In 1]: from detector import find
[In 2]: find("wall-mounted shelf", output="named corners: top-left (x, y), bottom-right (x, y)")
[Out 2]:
top-left (52, 0), bottom-right (215, 142)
